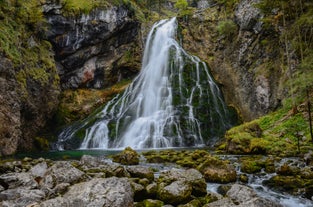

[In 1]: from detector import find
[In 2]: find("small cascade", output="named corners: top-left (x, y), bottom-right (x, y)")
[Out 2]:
top-left (56, 17), bottom-right (236, 150)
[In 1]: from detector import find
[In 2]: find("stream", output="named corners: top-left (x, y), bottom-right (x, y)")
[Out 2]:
top-left (16, 149), bottom-right (313, 206)
top-left (210, 155), bottom-right (313, 207)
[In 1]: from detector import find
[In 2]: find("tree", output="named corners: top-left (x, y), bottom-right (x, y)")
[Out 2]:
top-left (174, 0), bottom-right (188, 11)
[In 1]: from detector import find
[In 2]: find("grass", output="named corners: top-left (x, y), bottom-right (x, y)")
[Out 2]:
top-left (224, 97), bottom-right (313, 156)
top-left (0, 0), bottom-right (59, 99)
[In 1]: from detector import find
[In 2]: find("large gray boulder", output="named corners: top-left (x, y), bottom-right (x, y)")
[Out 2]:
top-left (42, 161), bottom-right (85, 186)
top-left (126, 165), bottom-right (154, 181)
top-left (158, 168), bottom-right (207, 196)
top-left (205, 184), bottom-right (282, 207)
top-left (0, 188), bottom-right (45, 207)
top-left (40, 177), bottom-right (134, 207)
top-left (157, 168), bottom-right (207, 205)
top-left (158, 180), bottom-right (192, 205)
top-left (0, 172), bottom-right (38, 190)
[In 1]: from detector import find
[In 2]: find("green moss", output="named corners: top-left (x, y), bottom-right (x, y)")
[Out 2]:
top-left (240, 158), bottom-right (264, 174)
top-left (225, 98), bottom-right (313, 156)
top-left (61, 0), bottom-right (109, 16)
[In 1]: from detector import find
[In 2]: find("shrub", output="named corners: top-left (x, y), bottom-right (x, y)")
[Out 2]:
top-left (216, 19), bottom-right (237, 40)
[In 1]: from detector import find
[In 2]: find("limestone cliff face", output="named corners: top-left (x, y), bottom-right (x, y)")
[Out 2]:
top-left (44, 2), bottom-right (141, 89)
top-left (0, 55), bottom-right (60, 156)
top-left (180, 0), bottom-right (289, 121)
top-left (0, 58), bottom-right (21, 156)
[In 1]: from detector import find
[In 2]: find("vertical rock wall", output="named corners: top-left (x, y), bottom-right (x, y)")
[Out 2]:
top-left (44, 2), bottom-right (141, 89)
top-left (180, 0), bottom-right (289, 121)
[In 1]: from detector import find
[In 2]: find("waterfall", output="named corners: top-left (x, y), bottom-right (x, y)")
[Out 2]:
top-left (56, 17), bottom-right (236, 150)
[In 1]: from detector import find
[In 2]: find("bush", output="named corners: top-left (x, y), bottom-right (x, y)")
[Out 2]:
top-left (216, 19), bottom-right (237, 40)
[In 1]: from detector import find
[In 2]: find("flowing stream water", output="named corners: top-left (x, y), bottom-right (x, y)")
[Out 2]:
top-left (56, 17), bottom-right (236, 150)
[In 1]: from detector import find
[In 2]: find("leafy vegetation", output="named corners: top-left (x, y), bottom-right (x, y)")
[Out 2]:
top-left (224, 97), bottom-right (313, 156)
top-left (255, 0), bottom-right (313, 102)
top-left (0, 0), bottom-right (59, 98)
top-left (216, 20), bottom-right (237, 40)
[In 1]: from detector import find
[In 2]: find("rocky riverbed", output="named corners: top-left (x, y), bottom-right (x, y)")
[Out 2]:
top-left (1, 148), bottom-right (313, 207)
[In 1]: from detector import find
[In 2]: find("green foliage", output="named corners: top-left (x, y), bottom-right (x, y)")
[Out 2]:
top-left (61, 0), bottom-right (109, 15)
top-left (216, 20), bottom-right (237, 40)
top-left (0, 0), bottom-right (59, 98)
top-left (175, 0), bottom-right (188, 11)
top-left (255, 0), bottom-right (313, 101)
top-left (226, 100), bottom-right (313, 156)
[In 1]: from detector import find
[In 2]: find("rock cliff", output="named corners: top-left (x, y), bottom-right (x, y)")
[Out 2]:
top-left (44, 1), bottom-right (141, 89)
top-left (180, 0), bottom-right (290, 121)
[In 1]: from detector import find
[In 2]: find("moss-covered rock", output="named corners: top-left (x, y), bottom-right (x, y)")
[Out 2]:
top-left (263, 175), bottom-right (306, 194)
top-left (157, 181), bottom-right (193, 205)
top-left (135, 199), bottom-right (164, 207)
top-left (239, 174), bottom-right (249, 183)
top-left (240, 157), bottom-right (264, 174)
top-left (157, 168), bottom-right (207, 197)
top-left (276, 163), bottom-right (300, 176)
top-left (112, 147), bottom-right (140, 165)
top-left (197, 155), bottom-right (237, 183)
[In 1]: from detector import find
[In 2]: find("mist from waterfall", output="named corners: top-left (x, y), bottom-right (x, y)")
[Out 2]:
top-left (57, 17), bottom-right (236, 150)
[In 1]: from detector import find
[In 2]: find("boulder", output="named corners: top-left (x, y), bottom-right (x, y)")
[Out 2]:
top-left (0, 188), bottom-right (45, 207)
top-left (127, 165), bottom-right (154, 181)
top-left (80, 156), bottom-right (130, 177)
top-left (79, 155), bottom-right (103, 167)
top-left (142, 199), bottom-right (164, 207)
top-left (146, 182), bottom-right (158, 197)
top-left (205, 184), bottom-right (282, 207)
top-left (112, 147), bottom-right (140, 165)
top-left (41, 161), bottom-right (85, 189)
top-left (198, 156), bottom-right (237, 183)
top-left (158, 181), bottom-right (192, 205)
top-left (158, 168), bottom-right (207, 196)
top-left (226, 184), bottom-right (258, 203)
top-left (30, 162), bottom-right (48, 178)
top-left (131, 181), bottom-right (146, 201)
top-left (39, 177), bottom-right (133, 207)
top-left (0, 172), bottom-right (38, 190)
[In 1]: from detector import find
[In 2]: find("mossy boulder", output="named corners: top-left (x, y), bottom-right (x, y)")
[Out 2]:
top-left (157, 181), bottom-right (193, 205)
top-left (240, 157), bottom-right (265, 174)
top-left (300, 167), bottom-right (313, 179)
top-left (263, 175), bottom-right (305, 193)
top-left (146, 182), bottom-right (158, 197)
top-left (112, 147), bottom-right (140, 165)
top-left (126, 166), bottom-right (154, 181)
top-left (135, 199), bottom-right (164, 207)
top-left (197, 156), bottom-right (237, 183)
top-left (157, 168), bottom-right (207, 197)
top-left (276, 163), bottom-right (300, 176)
top-left (178, 199), bottom-right (202, 207)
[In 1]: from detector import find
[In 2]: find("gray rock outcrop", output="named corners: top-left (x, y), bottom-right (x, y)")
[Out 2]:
top-left (44, 2), bottom-right (141, 89)
top-left (40, 177), bottom-right (134, 207)
top-left (182, 0), bottom-right (287, 121)
top-left (205, 184), bottom-right (283, 207)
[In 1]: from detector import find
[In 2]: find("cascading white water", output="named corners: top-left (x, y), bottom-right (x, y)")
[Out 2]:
top-left (57, 17), bottom-right (235, 150)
